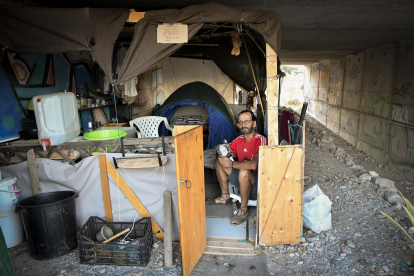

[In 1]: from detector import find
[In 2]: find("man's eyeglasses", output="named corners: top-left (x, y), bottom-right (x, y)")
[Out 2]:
top-left (237, 120), bottom-right (252, 125)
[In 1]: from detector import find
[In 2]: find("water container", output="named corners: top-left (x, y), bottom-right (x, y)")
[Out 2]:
top-left (33, 92), bottom-right (80, 146)
top-left (0, 177), bottom-right (24, 248)
top-left (0, 177), bottom-right (20, 212)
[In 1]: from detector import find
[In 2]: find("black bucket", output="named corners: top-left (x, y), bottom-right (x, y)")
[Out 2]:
top-left (16, 191), bottom-right (78, 259)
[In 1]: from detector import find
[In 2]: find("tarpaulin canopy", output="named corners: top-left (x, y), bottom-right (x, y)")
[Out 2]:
top-left (0, 6), bottom-right (129, 84)
top-left (0, 3), bottom-right (282, 85)
top-left (117, 2), bottom-right (282, 84)
top-left (172, 34), bottom-right (267, 94)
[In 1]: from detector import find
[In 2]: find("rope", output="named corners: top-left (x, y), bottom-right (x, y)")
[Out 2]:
top-left (162, 166), bottom-right (166, 190)
top-left (121, 165), bottom-right (160, 177)
top-left (266, 74), bottom-right (281, 80)
top-left (85, 43), bottom-right (92, 51)
top-left (121, 212), bottom-right (139, 242)
top-left (200, 12), bottom-right (204, 22)
top-left (1, 44), bottom-right (11, 51)
top-left (120, 166), bottom-right (160, 187)
top-left (111, 83), bottom-right (123, 146)
top-left (241, 34), bottom-right (265, 119)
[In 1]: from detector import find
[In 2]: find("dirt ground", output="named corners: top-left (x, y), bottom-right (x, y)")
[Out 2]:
top-left (7, 113), bottom-right (414, 275)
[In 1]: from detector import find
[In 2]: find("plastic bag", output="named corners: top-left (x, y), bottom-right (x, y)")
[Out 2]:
top-left (303, 184), bottom-right (332, 233)
top-left (215, 140), bottom-right (234, 162)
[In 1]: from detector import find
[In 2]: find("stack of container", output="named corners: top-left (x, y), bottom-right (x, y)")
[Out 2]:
top-left (0, 176), bottom-right (24, 248)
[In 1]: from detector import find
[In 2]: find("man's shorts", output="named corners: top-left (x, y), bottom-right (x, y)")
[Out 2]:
top-left (227, 168), bottom-right (258, 200)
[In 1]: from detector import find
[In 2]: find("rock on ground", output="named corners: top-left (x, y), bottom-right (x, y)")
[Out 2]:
top-left (8, 113), bottom-right (414, 276)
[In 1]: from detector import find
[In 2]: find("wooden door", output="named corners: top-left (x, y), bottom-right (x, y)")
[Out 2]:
top-left (174, 125), bottom-right (206, 276)
top-left (258, 145), bottom-right (303, 245)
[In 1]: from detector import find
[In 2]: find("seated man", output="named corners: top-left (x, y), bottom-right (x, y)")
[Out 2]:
top-left (208, 110), bottom-right (267, 225)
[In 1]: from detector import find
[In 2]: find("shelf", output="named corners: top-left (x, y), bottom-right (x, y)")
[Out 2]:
top-left (78, 103), bottom-right (115, 111)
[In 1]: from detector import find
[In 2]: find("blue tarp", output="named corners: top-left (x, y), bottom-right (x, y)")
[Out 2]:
top-left (156, 101), bottom-right (237, 149)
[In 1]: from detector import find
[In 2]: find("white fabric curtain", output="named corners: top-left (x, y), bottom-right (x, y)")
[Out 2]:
top-left (1, 154), bottom-right (180, 240)
top-left (162, 57), bottom-right (234, 103)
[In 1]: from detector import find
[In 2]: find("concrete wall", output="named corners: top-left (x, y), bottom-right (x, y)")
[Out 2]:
top-left (304, 38), bottom-right (414, 181)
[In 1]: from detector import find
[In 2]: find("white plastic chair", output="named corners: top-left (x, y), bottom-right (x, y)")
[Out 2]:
top-left (228, 182), bottom-right (257, 214)
top-left (129, 116), bottom-right (174, 138)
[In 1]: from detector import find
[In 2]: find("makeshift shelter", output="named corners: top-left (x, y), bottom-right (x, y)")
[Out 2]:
top-left (154, 81), bottom-right (238, 149)
top-left (0, 4), bottom-right (307, 276)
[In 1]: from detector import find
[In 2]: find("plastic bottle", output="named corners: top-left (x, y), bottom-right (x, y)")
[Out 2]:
top-left (79, 85), bottom-right (85, 96)
top-left (88, 122), bottom-right (93, 133)
top-left (75, 93), bottom-right (81, 109)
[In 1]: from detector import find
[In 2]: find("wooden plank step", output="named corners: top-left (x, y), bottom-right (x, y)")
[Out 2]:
top-left (204, 247), bottom-right (261, 256)
top-left (207, 240), bottom-right (253, 250)
top-left (207, 236), bottom-right (249, 242)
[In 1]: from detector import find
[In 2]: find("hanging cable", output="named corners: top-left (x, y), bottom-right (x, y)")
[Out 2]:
top-left (241, 34), bottom-right (265, 118)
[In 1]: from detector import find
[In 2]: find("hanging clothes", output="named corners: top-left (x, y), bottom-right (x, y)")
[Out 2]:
top-left (116, 47), bottom-right (138, 104)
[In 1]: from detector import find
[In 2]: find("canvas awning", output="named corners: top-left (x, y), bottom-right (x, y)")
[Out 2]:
top-left (0, 3), bottom-right (282, 85)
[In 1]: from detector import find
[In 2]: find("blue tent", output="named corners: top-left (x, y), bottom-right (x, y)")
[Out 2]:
top-left (154, 82), bottom-right (238, 149)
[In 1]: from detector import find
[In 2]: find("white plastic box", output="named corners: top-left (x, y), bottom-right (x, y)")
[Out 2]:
top-left (33, 92), bottom-right (80, 147)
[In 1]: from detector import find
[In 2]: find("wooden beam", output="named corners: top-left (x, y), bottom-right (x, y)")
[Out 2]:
top-left (27, 149), bottom-right (41, 195)
top-left (105, 157), bottom-right (164, 240)
top-left (266, 43), bottom-right (279, 146)
top-left (115, 155), bottom-right (168, 169)
top-left (0, 153), bottom-right (11, 166)
top-left (127, 12), bottom-right (145, 23)
top-left (99, 155), bottom-right (113, 222)
top-left (0, 137), bottom-right (175, 153)
top-left (54, 148), bottom-right (76, 165)
top-left (164, 191), bottom-right (173, 268)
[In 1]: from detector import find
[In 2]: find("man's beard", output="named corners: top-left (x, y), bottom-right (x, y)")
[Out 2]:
top-left (240, 125), bottom-right (254, 135)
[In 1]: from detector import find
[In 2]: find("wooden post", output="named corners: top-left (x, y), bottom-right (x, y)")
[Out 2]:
top-left (27, 149), bottom-right (41, 195)
top-left (163, 191), bottom-right (173, 267)
top-left (99, 155), bottom-right (113, 222)
top-left (266, 44), bottom-right (279, 146)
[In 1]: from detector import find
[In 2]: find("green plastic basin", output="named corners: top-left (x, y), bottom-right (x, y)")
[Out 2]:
top-left (83, 129), bottom-right (128, 140)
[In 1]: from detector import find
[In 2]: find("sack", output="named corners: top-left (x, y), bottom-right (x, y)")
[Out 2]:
top-left (215, 140), bottom-right (234, 162)
top-left (303, 184), bottom-right (332, 233)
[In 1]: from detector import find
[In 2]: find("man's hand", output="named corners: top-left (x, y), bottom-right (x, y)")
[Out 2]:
top-left (217, 155), bottom-right (233, 168)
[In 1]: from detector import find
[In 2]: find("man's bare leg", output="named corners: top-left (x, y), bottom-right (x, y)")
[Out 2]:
top-left (231, 169), bottom-right (255, 224)
top-left (213, 159), bottom-right (232, 203)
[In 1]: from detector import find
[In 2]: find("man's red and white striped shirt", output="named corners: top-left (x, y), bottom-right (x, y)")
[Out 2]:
top-left (229, 133), bottom-right (267, 162)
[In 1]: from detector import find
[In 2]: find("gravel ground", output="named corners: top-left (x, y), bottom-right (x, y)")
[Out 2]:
top-left (9, 236), bottom-right (183, 276)
top-left (265, 114), bottom-right (414, 275)
top-left (8, 114), bottom-right (414, 275)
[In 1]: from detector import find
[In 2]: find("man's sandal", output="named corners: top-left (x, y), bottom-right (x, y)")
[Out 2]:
top-left (207, 193), bottom-right (232, 205)
top-left (231, 206), bottom-right (249, 225)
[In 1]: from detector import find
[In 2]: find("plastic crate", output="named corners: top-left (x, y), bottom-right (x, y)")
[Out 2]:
top-left (77, 216), bottom-right (153, 266)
